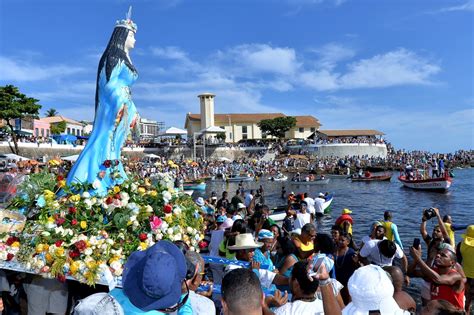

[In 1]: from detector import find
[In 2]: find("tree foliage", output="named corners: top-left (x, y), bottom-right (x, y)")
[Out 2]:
top-left (50, 121), bottom-right (67, 135)
top-left (46, 108), bottom-right (58, 117)
top-left (257, 116), bottom-right (297, 139)
top-left (0, 85), bottom-right (41, 154)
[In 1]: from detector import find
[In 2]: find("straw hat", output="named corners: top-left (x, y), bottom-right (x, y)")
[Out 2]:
top-left (462, 225), bottom-right (474, 247)
top-left (228, 233), bottom-right (263, 250)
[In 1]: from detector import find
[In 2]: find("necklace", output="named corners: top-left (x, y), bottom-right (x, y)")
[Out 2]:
top-left (293, 296), bottom-right (316, 303)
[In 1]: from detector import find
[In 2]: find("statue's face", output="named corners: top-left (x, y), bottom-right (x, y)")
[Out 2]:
top-left (125, 31), bottom-right (136, 50)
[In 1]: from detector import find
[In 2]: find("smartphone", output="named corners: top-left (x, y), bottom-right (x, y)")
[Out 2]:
top-left (413, 238), bottom-right (420, 249)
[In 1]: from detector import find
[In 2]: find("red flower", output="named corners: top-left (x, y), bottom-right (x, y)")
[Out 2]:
top-left (114, 160), bottom-right (120, 166)
top-left (57, 175), bottom-right (64, 181)
top-left (55, 240), bottom-right (63, 247)
top-left (198, 241), bottom-right (208, 249)
top-left (6, 236), bottom-right (18, 246)
top-left (98, 170), bottom-right (106, 179)
top-left (103, 160), bottom-right (112, 168)
top-left (163, 204), bottom-right (173, 214)
top-left (139, 233), bottom-right (148, 241)
top-left (57, 274), bottom-right (66, 283)
top-left (75, 240), bottom-right (87, 251)
top-left (114, 194), bottom-right (121, 200)
top-left (71, 219), bottom-right (78, 226)
top-left (69, 207), bottom-right (77, 214)
top-left (6, 253), bottom-right (14, 261)
top-left (56, 218), bottom-right (65, 226)
top-left (69, 249), bottom-right (80, 258)
top-left (105, 196), bottom-right (113, 205)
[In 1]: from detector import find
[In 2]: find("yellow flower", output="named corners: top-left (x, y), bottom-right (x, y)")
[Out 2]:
top-left (45, 253), bottom-right (53, 263)
top-left (57, 180), bottom-right (66, 188)
top-left (35, 244), bottom-right (44, 253)
top-left (139, 242), bottom-right (148, 250)
top-left (44, 190), bottom-right (55, 201)
top-left (69, 194), bottom-right (81, 203)
top-left (43, 244), bottom-right (49, 251)
top-left (47, 216), bottom-right (55, 224)
top-left (11, 241), bottom-right (20, 248)
top-left (86, 260), bottom-right (97, 270)
top-left (137, 187), bottom-right (146, 195)
top-left (127, 220), bottom-right (132, 226)
top-left (149, 190), bottom-right (157, 197)
top-left (55, 247), bottom-right (65, 256)
top-left (145, 179), bottom-right (151, 187)
top-left (164, 215), bottom-right (173, 224)
top-left (80, 221), bottom-right (87, 229)
top-left (113, 186), bottom-right (120, 194)
top-left (70, 261), bottom-right (79, 274)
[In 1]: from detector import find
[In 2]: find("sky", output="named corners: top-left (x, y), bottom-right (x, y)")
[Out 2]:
top-left (0, 0), bottom-right (473, 152)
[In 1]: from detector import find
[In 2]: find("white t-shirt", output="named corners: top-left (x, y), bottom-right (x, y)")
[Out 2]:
top-left (359, 239), bottom-right (404, 266)
top-left (189, 291), bottom-right (216, 315)
top-left (275, 299), bottom-right (324, 315)
top-left (225, 265), bottom-right (276, 289)
top-left (314, 197), bottom-right (324, 214)
top-left (304, 197), bottom-right (316, 214)
top-left (209, 230), bottom-right (224, 257)
top-left (294, 212), bottom-right (311, 229)
top-left (244, 193), bottom-right (253, 207)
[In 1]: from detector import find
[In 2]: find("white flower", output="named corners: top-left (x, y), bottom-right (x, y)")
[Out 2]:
top-left (162, 191), bottom-right (172, 202)
top-left (156, 232), bottom-right (163, 241)
top-left (84, 248), bottom-right (93, 256)
top-left (132, 221), bottom-right (139, 228)
top-left (186, 226), bottom-right (193, 234)
top-left (145, 205), bottom-right (153, 213)
top-left (120, 192), bottom-right (130, 201)
top-left (130, 215), bottom-right (137, 222)
top-left (173, 206), bottom-right (182, 215)
top-left (131, 183), bottom-right (138, 192)
top-left (91, 197), bottom-right (97, 205)
top-left (160, 221), bottom-right (169, 231)
top-left (82, 191), bottom-right (91, 199)
top-left (174, 233), bottom-right (182, 241)
top-left (166, 228), bottom-right (174, 235)
top-left (84, 199), bottom-right (92, 209)
top-left (127, 203), bottom-right (140, 214)
top-left (92, 179), bottom-right (101, 190)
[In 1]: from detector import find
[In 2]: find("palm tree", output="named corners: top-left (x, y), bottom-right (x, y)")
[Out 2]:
top-left (46, 108), bottom-right (58, 117)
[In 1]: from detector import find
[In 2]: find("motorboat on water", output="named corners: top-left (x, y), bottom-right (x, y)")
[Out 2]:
top-left (227, 174), bottom-right (254, 182)
top-left (351, 172), bottom-right (392, 182)
top-left (269, 194), bottom-right (334, 222)
top-left (182, 182), bottom-right (207, 190)
top-left (398, 170), bottom-right (452, 192)
top-left (268, 174), bottom-right (288, 181)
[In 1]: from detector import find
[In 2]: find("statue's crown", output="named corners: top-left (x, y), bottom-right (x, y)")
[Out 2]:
top-left (115, 6), bottom-right (137, 33)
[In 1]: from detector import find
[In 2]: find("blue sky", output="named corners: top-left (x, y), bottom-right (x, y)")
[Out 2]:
top-left (0, 0), bottom-right (473, 152)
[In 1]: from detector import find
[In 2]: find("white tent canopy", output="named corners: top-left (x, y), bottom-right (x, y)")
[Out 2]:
top-left (144, 153), bottom-right (160, 159)
top-left (159, 127), bottom-right (187, 136)
top-left (200, 126), bottom-right (226, 134)
top-left (62, 154), bottom-right (79, 162)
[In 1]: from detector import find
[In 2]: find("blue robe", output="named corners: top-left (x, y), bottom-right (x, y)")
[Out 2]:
top-left (66, 60), bottom-right (138, 195)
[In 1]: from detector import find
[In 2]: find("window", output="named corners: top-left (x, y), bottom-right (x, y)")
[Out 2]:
top-left (242, 126), bottom-right (248, 133)
top-left (67, 127), bottom-right (71, 134)
top-left (299, 127), bottom-right (304, 133)
top-left (311, 127), bottom-right (316, 132)
top-left (242, 134), bottom-right (248, 140)
top-left (35, 128), bottom-right (39, 136)
top-left (41, 128), bottom-right (44, 137)
top-left (46, 129), bottom-right (50, 137)
top-left (262, 133), bottom-right (267, 139)
top-left (241, 125), bottom-right (248, 140)
top-left (220, 126), bottom-right (225, 130)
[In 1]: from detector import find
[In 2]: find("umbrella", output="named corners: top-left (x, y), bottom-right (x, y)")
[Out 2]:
top-left (159, 127), bottom-right (187, 136)
top-left (144, 153), bottom-right (160, 159)
top-left (199, 126), bottom-right (226, 134)
top-left (218, 157), bottom-right (232, 162)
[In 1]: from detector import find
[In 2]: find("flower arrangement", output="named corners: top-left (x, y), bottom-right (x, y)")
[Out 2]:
top-left (2, 170), bottom-right (204, 286)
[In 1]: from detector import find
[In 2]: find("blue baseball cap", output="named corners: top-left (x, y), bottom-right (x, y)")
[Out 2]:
top-left (216, 215), bottom-right (226, 223)
top-left (258, 229), bottom-right (274, 240)
top-left (122, 241), bottom-right (186, 311)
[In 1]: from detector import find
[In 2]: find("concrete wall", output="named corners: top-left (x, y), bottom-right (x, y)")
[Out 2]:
top-left (287, 143), bottom-right (387, 158)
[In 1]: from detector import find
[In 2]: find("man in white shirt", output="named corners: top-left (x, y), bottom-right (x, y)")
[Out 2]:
top-left (303, 192), bottom-right (315, 216)
top-left (314, 193), bottom-right (325, 217)
top-left (185, 251), bottom-right (216, 315)
top-left (244, 190), bottom-right (254, 208)
top-left (294, 201), bottom-right (312, 230)
top-left (360, 239), bottom-right (408, 273)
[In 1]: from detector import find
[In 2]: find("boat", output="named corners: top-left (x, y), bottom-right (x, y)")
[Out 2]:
top-left (227, 174), bottom-right (254, 182)
top-left (268, 175), bottom-right (288, 181)
top-left (398, 171), bottom-right (452, 192)
top-left (351, 173), bottom-right (392, 182)
top-left (290, 178), bottom-right (330, 185)
top-left (182, 182), bottom-right (206, 190)
top-left (269, 194), bottom-right (334, 222)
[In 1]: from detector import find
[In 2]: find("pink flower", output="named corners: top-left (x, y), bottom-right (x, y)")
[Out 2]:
top-left (150, 216), bottom-right (162, 231)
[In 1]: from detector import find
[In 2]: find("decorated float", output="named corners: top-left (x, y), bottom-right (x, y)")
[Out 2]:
top-left (0, 8), bottom-right (204, 288)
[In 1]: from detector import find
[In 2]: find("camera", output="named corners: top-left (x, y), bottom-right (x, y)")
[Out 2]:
top-left (423, 208), bottom-right (437, 220)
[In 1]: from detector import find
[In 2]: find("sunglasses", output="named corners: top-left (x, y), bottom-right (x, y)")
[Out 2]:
top-left (157, 282), bottom-right (189, 313)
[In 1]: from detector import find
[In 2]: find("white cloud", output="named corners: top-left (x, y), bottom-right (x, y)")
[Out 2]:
top-left (0, 56), bottom-right (86, 82)
top-left (339, 48), bottom-right (441, 88)
top-left (300, 48), bottom-right (440, 90)
top-left (432, 0), bottom-right (474, 13)
top-left (151, 46), bottom-right (189, 61)
top-left (219, 44), bottom-right (300, 75)
top-left (311, 42), bottom-right (356, 69)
